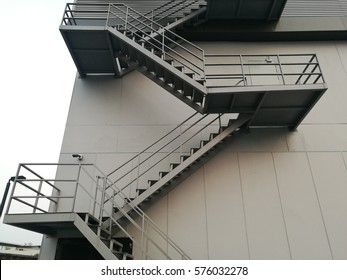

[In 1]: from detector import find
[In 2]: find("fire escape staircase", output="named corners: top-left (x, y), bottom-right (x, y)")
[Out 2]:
top-left (60, 1), bottom-right (327, 128)
top-left (3, 112), bottom-right (250, 260)
top-left (2, 0), bottom-right (328, 260)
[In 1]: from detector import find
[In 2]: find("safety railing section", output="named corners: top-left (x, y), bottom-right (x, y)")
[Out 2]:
top-left (61, 3), bottom-right (206, 81)
top-left (107, 3), bottom-right (206, 80)
top-left (204, 54), bottom-right (325, 88)
top-left (61, 1), bottom-right (207, 27)
top-left (105, 112), bottom-right (233, 204)
top-left (131, 0), bottom-right (206, 27)
top-left (5, 163), bottom-right (190, 260)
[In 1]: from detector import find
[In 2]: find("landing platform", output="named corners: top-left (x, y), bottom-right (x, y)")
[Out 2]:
top-left (3, 213), bottom-right (82, 237)
top-left (60, 25), bottom-right (327, 129)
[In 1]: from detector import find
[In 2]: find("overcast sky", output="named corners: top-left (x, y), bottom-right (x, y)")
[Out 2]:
top-left (0, 0), bottom-right (76, 245)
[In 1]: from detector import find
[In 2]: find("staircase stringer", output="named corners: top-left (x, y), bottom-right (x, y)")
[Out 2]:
top-left (107, 27), bottom-right (207, 112)
top-left (108, 27), bottom-right (206, 92)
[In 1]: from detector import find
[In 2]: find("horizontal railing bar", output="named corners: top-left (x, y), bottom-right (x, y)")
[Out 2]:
top-left (205, 62), bottom-right (319, 66)
top-left (109, 3), bottom-right (205, 53)
top-left (11, 198), bottom-right (48, 213)
top-left (204, 53), bottom-right (317, 57)
top-left (12, 196), bottom-right (72, 200)
top-left (14, 182), bottom-right (58, 204)
top-left (17, 179), bottom-right (76, 182)
top-left (20, 165), bottom-right (59, 191)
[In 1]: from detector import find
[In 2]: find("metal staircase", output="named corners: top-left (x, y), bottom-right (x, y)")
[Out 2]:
top-left (3, 113), bottom-right (249, 259)
top-left (2, 0), bottom-right (328, 260)
top-left (104, 113), bottom-right (251, 224)
top-left (60, 1), bottom-right (327, 129)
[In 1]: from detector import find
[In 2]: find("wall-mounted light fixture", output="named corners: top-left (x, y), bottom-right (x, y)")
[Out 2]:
top-left (72, 154), bottom-right (83, 161)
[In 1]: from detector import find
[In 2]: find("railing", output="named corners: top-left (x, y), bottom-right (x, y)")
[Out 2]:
top-left (204, 54), bottom-right (325, 88)
top-left (5, 163), bottom-right (190, 260)
top-left (60, 3), bottom-right (326, 89)
top-left (61, 2), bottom-right (206, 81)
top-left (107, 3), bottom-right (206, 80)
top-left (61, 1), bottom-right (207, 27)
top-left (105, 112), bottom-right (233, 202)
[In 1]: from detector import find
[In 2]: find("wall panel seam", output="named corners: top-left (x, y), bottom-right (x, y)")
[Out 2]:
top-left (271, 153), bottom-right (293, 259)
top-left (306, 152), bottom-right (334, 259)
top-left (236, 153), bottom-right (251, 260)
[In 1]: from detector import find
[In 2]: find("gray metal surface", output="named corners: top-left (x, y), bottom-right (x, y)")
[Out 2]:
top-left (206, 0), bottom-right (287, 20)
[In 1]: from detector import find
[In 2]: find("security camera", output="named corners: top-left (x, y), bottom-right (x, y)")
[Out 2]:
top-left (72, 154), bottom-right (83, 161)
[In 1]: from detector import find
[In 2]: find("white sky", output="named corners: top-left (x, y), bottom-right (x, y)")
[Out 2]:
top-left (0, 0), bottom-right (76, 245)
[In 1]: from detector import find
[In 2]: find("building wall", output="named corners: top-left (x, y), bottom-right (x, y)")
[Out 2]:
top-left (58, 40), bottom-right (347, 259)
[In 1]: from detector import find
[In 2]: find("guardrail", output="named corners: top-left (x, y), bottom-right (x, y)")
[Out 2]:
top-left (204, 53), bottom-right (325, 88)
top-left (4, 163), bottom-right (190, 259)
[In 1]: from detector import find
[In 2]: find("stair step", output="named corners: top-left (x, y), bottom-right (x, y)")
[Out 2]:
top-left (180, 155), bottom-right (190, 162)
top-left (210, 133), bottom-right (218, 140)
top-left (170, 163), bottom-right (179, 170)
top-left (148, 180), bottom-right (158, 187)
top-left (190, 147), bottom-right (199, 155)
top-left (200, 140), bottom-right (209, 147)
top-left (137, 188), bottom-right (146, 195)
top-left (164, 58), bottom-right (174, 65)
top-left (136, 189), bottom-right (151, 201)
top-left (159, 171), bottom-right (169, 179)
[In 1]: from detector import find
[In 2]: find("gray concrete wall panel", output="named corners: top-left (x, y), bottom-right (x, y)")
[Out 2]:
top-left (307, 153), bottom-right (347, 259)
top-left (168, 168), bottom-right (208, 259)
top-left (204, 152), bottom-right (249, 259)
top-left (238, 153), bottom-right (291, 259)
top-left (273, 152), bottom-right (332, 259)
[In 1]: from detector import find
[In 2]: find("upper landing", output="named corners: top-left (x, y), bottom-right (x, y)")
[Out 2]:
top-left (59, 2), bottom-right (327, 129)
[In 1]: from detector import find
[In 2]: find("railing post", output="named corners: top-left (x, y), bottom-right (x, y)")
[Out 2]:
top-left (136, 153), bottom-right (141, 190)
top-left (218, 113), bottom-right (222, 129)
top-left (4, 164), bottom-right (22, 216)
top-left (179, 124), bottom-right (183, 158)
top-left (71, 164), bottom-right (82, 213)
top-left (33, 180), bottom-right (43, 214)
top-left (151, 10), bottom-right (154, 29)
top-left (92, 176), bottom-right (100, 217)
top-left (106, 4), bottom-right (111, 27)
top-left (240, 54), bottom-right (247, 86)
top-left (141, 213), bottom-right (145, 259)
top-left (277, 54), bottom-right (286, 85)
top-left (125, 6), bottom-right (129, 30)
top-left (162, 29), bottom-right (165, 55)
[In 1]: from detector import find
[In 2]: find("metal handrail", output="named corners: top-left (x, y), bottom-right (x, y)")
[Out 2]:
top-left (107, 3), bottom-right (206, 79)
top-left (204, 53), bottom-right (325, 87)
top-left (5, 163), bottom-right (190, 260)
top-left (107, 113), bottom-right (224, 200)
top-left (107, 112), bottom-right (199, 178)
